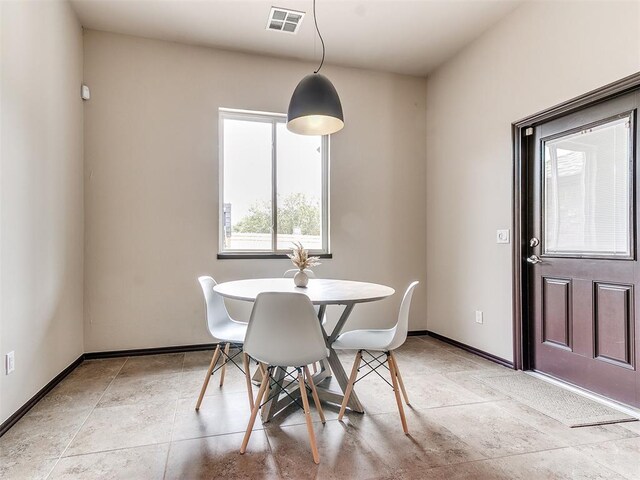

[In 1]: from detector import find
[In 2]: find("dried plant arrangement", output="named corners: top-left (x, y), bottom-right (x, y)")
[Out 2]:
top-left (288, 241), bottom-right (321, 270)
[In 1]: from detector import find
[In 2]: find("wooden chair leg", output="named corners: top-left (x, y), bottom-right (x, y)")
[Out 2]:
top-left (219, 342), bottom-right (231, 386)
top-left (243, 352), bottom-right (254, 409)
top-left (259, 363), bottom-right (270, 404)
top-left (338, 350), bottom-right (362, 421)
top-left (387, 352), bottom-right (408, 434)
top-left (304, 366), bottom-right (325, 424)
top-left (390, 351), bottom-right (410, 406)
top-left (298, 369), bottom-right (320, 464)
top-left (240, 368), bottom-right (270, 454)
top-left (195, 344), bottom-right (221, 410)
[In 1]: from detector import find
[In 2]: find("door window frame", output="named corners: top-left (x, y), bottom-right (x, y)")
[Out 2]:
top-left (539, 112), bottom-right (636, 260)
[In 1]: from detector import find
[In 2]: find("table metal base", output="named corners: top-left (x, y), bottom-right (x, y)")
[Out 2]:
top-left (259, 303), bottom-right (364, 422)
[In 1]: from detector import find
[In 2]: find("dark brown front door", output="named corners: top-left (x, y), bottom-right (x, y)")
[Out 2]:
top-left (527, 90), bottom-right (640, 407)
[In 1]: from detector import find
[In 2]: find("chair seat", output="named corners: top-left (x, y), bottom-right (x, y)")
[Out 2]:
top-left (214, 320), bottom-right (248, 344)
top-left (251, 347), bottom-right (330, 368)
top-left (332, 328), bottom-right (395, 351)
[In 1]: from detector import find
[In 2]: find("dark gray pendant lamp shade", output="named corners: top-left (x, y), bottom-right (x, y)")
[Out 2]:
top-left (287, 73), bottom-right (344, 135)
top-left (286, 0), bottom-right (344, 136)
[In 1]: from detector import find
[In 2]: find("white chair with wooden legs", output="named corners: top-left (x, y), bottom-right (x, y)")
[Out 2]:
top-left (332, 281), bottom-right (419, 434)
top-left (240, 292), bottom-right (328, 464)
top-left (195, 276), bottom-right (254, 411)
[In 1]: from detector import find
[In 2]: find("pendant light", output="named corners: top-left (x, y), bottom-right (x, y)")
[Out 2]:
top-left (287, 0), bottom-right (344, 135)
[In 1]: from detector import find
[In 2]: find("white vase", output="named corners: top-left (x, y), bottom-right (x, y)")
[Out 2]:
top-left (294, 269), bottom-right (309, 288)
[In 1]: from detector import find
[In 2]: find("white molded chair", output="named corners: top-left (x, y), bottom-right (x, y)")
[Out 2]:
top-left (332, 281), bottom-right (419, 434)
top-left (241, 292), bottom-right (327, 464)
top-left (195, 276), bottom-right (254, 411)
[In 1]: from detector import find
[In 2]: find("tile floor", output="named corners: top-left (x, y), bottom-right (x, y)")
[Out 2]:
top-left (0, 336), bottom-right (638, 479)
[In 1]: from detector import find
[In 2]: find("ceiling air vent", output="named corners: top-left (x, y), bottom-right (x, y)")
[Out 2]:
top-left (266, 7), bottom-right (305, 34)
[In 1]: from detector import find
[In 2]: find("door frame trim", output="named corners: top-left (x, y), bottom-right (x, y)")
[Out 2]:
top-left (512, 71), bottom-right (640, 370)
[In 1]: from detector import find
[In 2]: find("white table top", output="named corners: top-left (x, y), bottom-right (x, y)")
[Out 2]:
top-left (213, 278), bottom-right (395, 305)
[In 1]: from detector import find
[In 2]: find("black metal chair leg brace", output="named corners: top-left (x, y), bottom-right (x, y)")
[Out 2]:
top-left (195, 342), bottom-right (254, 410)
top-left (241, 365), bottom-right (325, 464)
top-left (338, 349), bottom-right (410, 434)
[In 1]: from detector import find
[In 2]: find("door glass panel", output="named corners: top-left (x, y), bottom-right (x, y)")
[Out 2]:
top-left (543, 116), bottom-right (632, 257)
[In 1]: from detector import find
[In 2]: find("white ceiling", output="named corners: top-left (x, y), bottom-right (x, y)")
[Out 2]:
top-left (70, 0), bottom-right (523, 76)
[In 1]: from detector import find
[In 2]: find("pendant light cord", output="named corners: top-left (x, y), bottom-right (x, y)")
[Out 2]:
top-left (313, 0), bottom-right (325, 74)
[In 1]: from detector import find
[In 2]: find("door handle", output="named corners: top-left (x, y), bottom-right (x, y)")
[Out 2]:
top-left (526, 254), bottom-right (542, 264)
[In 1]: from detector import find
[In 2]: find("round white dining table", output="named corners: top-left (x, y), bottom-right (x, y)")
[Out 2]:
top-left (213, 278), bottom-right (395, 421)
top-left (214, 278), bottom-right (394, 305)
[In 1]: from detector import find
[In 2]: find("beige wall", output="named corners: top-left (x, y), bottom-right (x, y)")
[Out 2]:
top-left (83, 30), bottom-right (427, 352)
top-left (426, 1), bottom-right (640, 361)
top-left (0, 0), bottom-right (84, 422)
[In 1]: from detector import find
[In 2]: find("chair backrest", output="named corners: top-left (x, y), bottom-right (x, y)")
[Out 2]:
top-left (244, 292), bottom-right (327, 367)
top-left (387, 281), bottom-right (420, 351)
top-left (283, 269), bottom-right (316, 278)
top-left (198, 276), bottom-right (233, 338)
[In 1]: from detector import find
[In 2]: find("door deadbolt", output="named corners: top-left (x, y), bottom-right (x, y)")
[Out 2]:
top-left (529, 237), bottom-right (540, 247)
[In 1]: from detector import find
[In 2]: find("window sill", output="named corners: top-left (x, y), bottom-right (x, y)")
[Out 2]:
top-left (217, 253), bottom-right (333, 260)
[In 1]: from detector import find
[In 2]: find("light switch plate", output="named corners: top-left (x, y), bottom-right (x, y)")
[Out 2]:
top-left (475, 310), bottom-right (483, 324)
top-left (81, 84), bottom-right (91, 101)
top-left (496, 229), bottom-right (510, 244)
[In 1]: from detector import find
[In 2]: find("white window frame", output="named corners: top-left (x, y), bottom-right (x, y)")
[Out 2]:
top-left (218, 108), bottom-right (330, 256)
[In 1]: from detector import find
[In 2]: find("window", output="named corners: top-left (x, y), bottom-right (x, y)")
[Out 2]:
top-left (219, 108), bottom-right (329, 256)
top-left (543, 116), bottom-right (633, 257)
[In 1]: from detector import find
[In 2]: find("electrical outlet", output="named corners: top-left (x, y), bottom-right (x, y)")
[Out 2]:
top-left (5, 351), bottom-right (15, 374)
top-left (475, 310), bottom-right (484, 324)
